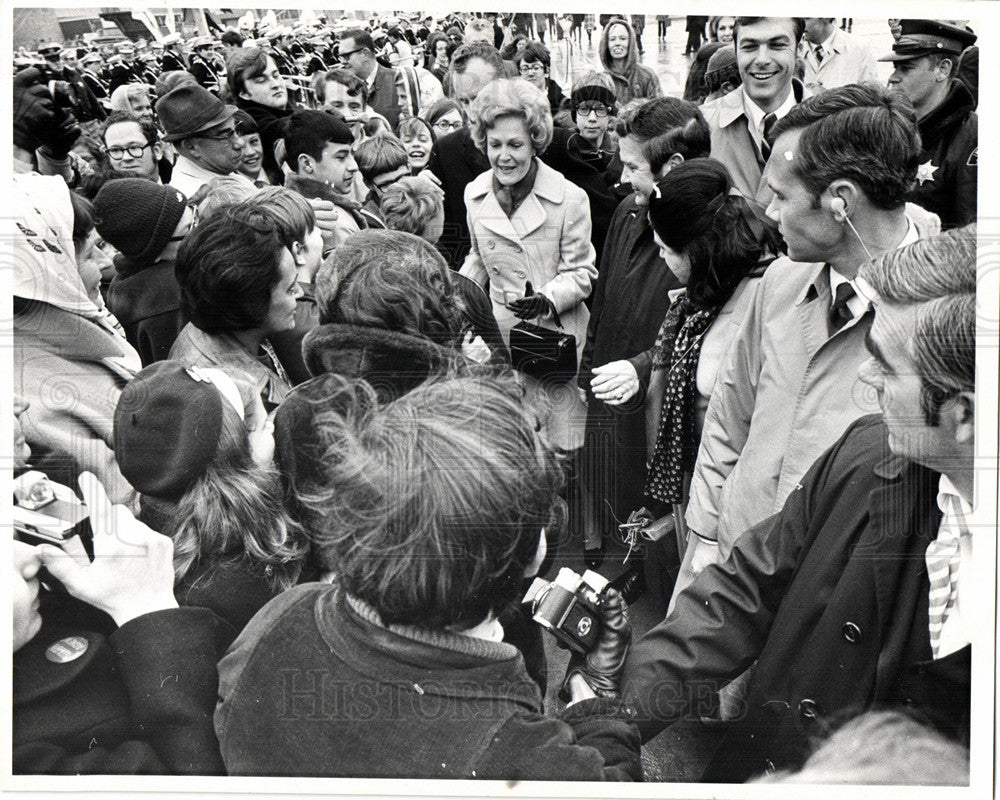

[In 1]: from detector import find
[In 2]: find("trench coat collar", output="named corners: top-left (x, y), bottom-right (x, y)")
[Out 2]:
top-left (467, 159), bottom-right (565, 241)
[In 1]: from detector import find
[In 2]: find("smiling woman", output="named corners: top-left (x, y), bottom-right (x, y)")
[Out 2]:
top-left (460, 78), bottom-right (596, 450)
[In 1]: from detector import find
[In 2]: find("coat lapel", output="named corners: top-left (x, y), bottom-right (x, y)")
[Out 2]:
top-left (474, 181), bottom-right (522, 242)
top-left (511, 192), bottom-right (546, 239)
top-left (866, 456), bottom-right (941, 695)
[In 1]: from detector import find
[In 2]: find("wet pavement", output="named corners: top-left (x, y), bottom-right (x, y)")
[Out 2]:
top-left (546, 16), bottom-right (899, 98)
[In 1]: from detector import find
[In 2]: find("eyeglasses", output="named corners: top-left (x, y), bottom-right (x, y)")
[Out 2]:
top-left (337, 48), bottom-right (364, 61)
top-left (104, 142), bottom-right (153, 160)
top-left (196, 127), bottom-right (243, 145)
top-left (576, 102), bottom-right (612, 118)
top-left (433, 119), bottom-right (464, 132)
top-left (518, 63), bottom-right (545, 75)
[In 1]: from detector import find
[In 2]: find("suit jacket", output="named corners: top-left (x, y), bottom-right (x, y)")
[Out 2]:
top-left (624, 416), bottom-right (969, 781)
top-left (367, 63), bottom-right (406, 129)
top-left (799, 28), bottom-right (879, 92)
top-left (699, 81), bottom-right (807, 219)
top-left (459, 159), bottom-right (596, 361)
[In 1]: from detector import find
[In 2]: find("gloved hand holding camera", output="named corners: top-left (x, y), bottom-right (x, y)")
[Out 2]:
top-left (522, 568), bottom-right (632, 701)
top-left (564, 585), bottom-right (632, 699)
top-left (508, 281), bottom-right (556, 320)
top-left (13, 66), bottom-right (82, 160)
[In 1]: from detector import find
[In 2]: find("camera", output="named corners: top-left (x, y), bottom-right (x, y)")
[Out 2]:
top-left (33, 63), bottom-right (79, 110)
top-left (13, 471), bottom-right (93, 551)
top-left (522, 568), bottom-right (609, 654)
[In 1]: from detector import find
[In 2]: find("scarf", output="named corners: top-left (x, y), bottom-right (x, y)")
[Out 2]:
top-left (644, 292), bottom-right (721, 504)
top-left (492, 158), bottom-right (538, 218)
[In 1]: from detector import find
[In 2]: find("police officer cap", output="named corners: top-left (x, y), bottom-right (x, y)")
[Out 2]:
top-left (80, 51), bottom-right (101, 65)
top-left (117, 41), bottom-right (135, 54)
top-left (38, 42), bottom-right (62, 57)
top-left (191, 35), bottom-right (214, 49)
top-left (878, 19), bottom-right (977, 62)
top-left (162, 33), bottom-right (182, 46)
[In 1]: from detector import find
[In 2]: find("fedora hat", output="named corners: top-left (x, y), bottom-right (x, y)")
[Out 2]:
top-left (156, 84), bottom-right (237, 142)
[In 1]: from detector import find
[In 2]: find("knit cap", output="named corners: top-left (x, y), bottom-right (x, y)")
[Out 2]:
top-left (705, 46), bottom-right (739, 91)
top-left (94, 178), bottom-right (188, 264)
top-left (114, 361), bottom-right (245, 501)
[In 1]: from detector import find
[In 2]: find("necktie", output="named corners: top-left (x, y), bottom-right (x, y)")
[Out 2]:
top-left (926, 499), bottom-right (963, 659)
top-left (759, 112), bottom-right (777, 161)
top-left (828, 281), bottom-right (855, 336)
top-left (815, 44), bottom-right (825, 64)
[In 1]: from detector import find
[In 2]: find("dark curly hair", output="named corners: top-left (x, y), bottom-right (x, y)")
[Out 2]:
top-left (648, 158), bottom-right (780, 308)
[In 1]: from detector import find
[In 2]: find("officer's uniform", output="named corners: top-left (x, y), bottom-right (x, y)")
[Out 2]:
top-left (879, 19), bottom-right (978, 228)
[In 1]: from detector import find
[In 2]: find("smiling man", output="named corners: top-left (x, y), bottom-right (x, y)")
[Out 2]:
top-left (700, 17), bottom-right (806, 218)
top-left (623, 225), bottom-right (976, 783)
top-left (680, 84), bottom-right (942, 592)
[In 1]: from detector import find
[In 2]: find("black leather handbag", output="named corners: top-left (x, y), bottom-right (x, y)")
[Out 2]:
top-left (509, 307), bottom-right (577, 383)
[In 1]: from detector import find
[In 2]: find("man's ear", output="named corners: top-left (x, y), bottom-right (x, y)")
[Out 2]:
top-left (152, 141), bottom-right (163, 161)
top-left (297, 152), bottom-right (313, 174)
top-left (936, 56), bottom-right (956, 82)
top-left (949, 391), bottom-right (975, 445)
top-left (824, 179), bottom-right (860, 222)
top-left (657, 152), bottom-right (684, 177)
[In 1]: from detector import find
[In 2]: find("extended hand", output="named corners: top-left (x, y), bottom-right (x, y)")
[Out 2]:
top-left (508, 281), bottom-right (555, 320)
top-left (590, 360), bottom-right (640, 405)
top-left (36, 472), bottom-right (178, 627)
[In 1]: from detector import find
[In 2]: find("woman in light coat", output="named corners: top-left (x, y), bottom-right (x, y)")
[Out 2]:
top-left (460, 78), bottom-right (597, 450)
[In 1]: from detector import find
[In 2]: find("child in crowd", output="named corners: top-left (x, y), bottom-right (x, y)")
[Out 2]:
top-left (282, 109), bottom-right (370, 248)
top-left (114, 360), bottom-right (309, 632)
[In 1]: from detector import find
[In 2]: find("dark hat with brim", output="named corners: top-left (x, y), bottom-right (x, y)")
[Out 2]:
top-left (878, 19), bottom-right (977, 62)
top-left (156, 83), bottom-right (237, 142)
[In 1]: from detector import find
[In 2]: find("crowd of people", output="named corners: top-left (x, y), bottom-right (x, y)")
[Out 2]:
top-left (11, 10), bottom-right (981, 786)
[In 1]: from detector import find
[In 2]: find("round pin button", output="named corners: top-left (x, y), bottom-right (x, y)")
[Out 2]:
top-left (45, 635), bottom-right (89, 663)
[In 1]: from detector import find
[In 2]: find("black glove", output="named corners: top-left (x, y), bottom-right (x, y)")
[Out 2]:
top-left (508, 281), bottom-right (555, 320)
top-left (561, 586), bottom-right (632, 699)
top-left (13, 67), bottom-right (81, 158)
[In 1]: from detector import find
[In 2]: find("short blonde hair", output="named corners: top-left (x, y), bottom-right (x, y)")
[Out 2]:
top-left (469, 78), bottom-right (553, 155)
top-left (379, 176), bottom-right (444, 238)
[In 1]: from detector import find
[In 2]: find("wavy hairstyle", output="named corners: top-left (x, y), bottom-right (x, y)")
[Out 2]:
top-left (167, 390), bottom-right (307, 590)
top-left (859, 224), bottom-right (977, 426)
top-left (648, 158), bottom-right (781, 308)
top-left (315, 229), bottom-right (465, 347)
top-left (296, 372), bottom-right (564, 630)
top-left (770, 84), bottom-right (920, 210)
top-left (469, 78), bottom-right (554, 155)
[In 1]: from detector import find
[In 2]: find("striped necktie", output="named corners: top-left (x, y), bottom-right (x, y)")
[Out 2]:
top-left (926, 496), bottom-right (964, 659)
top-left (828, 281), bottom-right (855, 336)
top-left (759, 112), bottom-right (777, 161)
